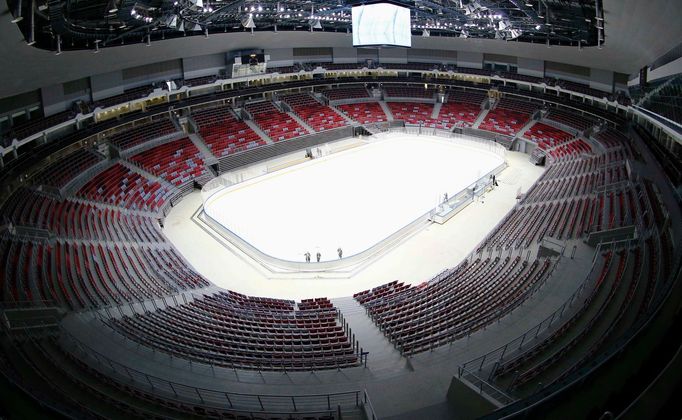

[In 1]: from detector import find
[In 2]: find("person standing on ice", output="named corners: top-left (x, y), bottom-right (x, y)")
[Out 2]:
top-left (304, 252), bottom-right (311, 263)
top-left (338, 247), bottom-right (343, 259)
top-left (316, 252), bottom-right (321, 262)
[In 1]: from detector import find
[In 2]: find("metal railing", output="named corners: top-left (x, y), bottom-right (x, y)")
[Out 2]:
top-left (458, 250), bottom-right (601, 375)
top-left (456, 239), bottom-right (636, 406)
top-left (58, 326), bottom-right (363, 417)
top-left (362, 389), bottom-right (378, 420)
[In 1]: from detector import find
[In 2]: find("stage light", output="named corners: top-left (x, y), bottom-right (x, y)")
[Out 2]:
top-left (242, 14), bottom-right (255, 28)
top-left (508, 29), bottom-right (522, 39)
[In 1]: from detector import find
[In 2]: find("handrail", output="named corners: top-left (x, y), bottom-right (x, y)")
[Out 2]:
top-left (362, 389), bottom-right (379, 420)
top-left (2, 67), bottom-right (633, 159)
top-left (58, 326), bottom-right (363, 415)
top-left (483, 240), bottom-right (681, 419)
top-left (458, 242), bottom-right (606, 374)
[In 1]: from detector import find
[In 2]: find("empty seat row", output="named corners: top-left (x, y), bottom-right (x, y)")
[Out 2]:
top-left (129, 138), bottom-right (209, 187)
top-left (280, 93), bottom-right (348, 132)
top-left (108, 292), bottom-right (360, 370)
top-left (107, 119), bottom-right (178, 151)
top-left (192, 105), bottom-right (264, 157)
top-left (336, 102), bottom-right (388, 124)
top-left (245, 101), bottom-right (308, 142)
top-left (77, 163), bottom-right (177, 213)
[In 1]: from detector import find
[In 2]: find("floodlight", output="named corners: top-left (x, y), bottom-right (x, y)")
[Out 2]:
top-left (508, 29), bottom-right (522, 39)
top-left (242, 14), bottom-right (256, 28)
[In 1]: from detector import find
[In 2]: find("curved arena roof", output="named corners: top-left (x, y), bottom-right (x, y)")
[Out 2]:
top-left (0, 0), bottom-right (681, 98)
top-left (0, 1), bottom-right (681, 419)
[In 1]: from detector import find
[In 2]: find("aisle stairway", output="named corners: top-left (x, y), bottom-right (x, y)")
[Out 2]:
top-left (187, 134), bottom-right (219, 166)
top-left (516, 119), bottom-right (539, 139)
top-left (286, 111), bottom-right (316, 134)
top-left (431, 102), bottom-right (443, 119)
top-left (472, 109), bottom-right (490, 129)
top-left (242, 119), bottom-right (274, 144)
top-left (378, 101), bottom-right (394, 122)
top-left (332, 297), bottom-right (408, 375)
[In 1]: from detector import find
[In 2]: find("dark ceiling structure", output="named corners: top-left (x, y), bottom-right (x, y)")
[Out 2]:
top-left (6, 0), bottom-right (603, 52)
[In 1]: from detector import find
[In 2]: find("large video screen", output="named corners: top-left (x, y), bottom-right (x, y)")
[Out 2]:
top-left (352, 3), bottom-right (412, 48)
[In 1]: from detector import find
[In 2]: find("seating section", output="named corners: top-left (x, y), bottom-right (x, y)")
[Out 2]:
top-left (192, 106), bottom-right (264, 157)
top-left (490, 250), bottom-right (632, 391)
top-left (479, 128), bottom-right (642, 254)
top-left (546, 138), bottom-right (592, 161)
top-left (77, 163), bottom-right (176, 213)
top-left (437, 91), bottom-right (486, 128)
top-left (546, 109), bottom-right (595, 132)
top-left (387, 102), bottom-right (437, 126)
top-left (524, 122), bottom-right (574, 148)
top-left (559, 80), bottom-right (609, 100)
top-left (129, 138), bottom-right (208, 187)
top-left (483, 172), bottom-right (668, 394)
top-left (0, 80), bottom-right (678, 418)
top-left (34, 149), bottom-right (104, 189)
top-left (183, 75), bottom-right (217, 87)
top-left (446, 89), bottom-right (487, 105)
top-left (355, 257), bottom-right (553, 354)
top-left (0, 238), bottom-right (209, 310)
top-left (594, 128), bottom-right (632, 151)
top-left (245, 101), bottom-right (307, 141)
top-left (108, 119), bottom-right (178, 151)
top-left (479, 98), bottom-right (538, 136)
top-left (324, 87), bottom-right (371, 102)
top-left (0, 189), bottom-right (163, 243)
top-left (336, 102), bottom-right (388, 124)
top-left (109, 292), bottom-right (360, 370)
top-left (384, 86), bottom-right (436, 100)
top-left (380, 63), bottom-right (439, 71)
top-left (94, 85), bottom-right (154, 109)
top-left (280, 93), bottom-right (348, 132)
top-left (9, 110), bottom-right (74, 141)
top-left (498, 71), bottom-right (544, 84)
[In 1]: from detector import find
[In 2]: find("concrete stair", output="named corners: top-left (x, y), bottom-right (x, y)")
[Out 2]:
top-left (330, 105), bottom-right (358, 125)
top-left (187, 133), bottom-right (219, 166)
top-left (516, 119), bottom-right (538, 139)
top-left (378, 101), bottom-right (394, 121)
top-left (472, 109), bottom-right (490, 129)
top-left (243, 119), bottom-right (274, 144)
top-left (332, 296), bottom-right (408, 375)
top-left (287, 111), bottom-right (316, 134)
top-left (118, 160), bottom-right (179, 193)
top-left (431, 102), bottom-right (443, 119)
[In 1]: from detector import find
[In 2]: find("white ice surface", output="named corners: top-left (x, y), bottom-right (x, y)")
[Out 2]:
top-left (203, 136), bottom-right (504, 262)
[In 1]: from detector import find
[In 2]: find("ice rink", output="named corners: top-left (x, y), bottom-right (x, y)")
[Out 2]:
top-left (203, 135), bottom-right (505, 262)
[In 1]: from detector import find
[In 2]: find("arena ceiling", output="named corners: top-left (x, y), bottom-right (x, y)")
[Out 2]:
top-left (0, 0), bottom-right (681, 99)
top-left (8, 0), bottom-right (602, 51)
